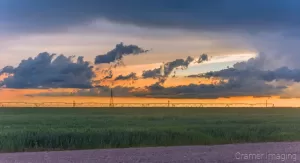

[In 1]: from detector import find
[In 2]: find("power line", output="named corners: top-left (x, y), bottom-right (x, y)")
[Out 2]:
top-left (0, 101), bottom-right (277, 107)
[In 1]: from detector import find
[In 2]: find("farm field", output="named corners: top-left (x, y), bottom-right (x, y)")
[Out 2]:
top-left (0, 107), bottom-right (300, 152)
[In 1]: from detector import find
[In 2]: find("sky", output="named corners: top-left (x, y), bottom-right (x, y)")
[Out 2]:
top-left (1, 0), bottom-right (300, 106)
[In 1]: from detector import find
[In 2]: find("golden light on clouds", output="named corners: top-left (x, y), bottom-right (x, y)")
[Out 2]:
top-left (0, 74), bottom-right (8, 81)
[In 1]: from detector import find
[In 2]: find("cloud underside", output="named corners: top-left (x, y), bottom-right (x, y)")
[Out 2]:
top-left (201, 54), bottom-right (300, 82)
top-left (115, 73), bottom-right (138, 81)
top-left (0, 53), bottom-right (95, 88)
top-left (2, 0), bottom-right (300, 33)
top-left (35, 79), bottom-right (284, 99)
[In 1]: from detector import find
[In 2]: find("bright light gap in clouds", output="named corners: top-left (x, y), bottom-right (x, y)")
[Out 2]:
top-left (176, 53), bottom-right (257, 76)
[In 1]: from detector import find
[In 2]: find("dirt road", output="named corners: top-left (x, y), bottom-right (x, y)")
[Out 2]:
top-left (0, 142), bottom-right (299, 163)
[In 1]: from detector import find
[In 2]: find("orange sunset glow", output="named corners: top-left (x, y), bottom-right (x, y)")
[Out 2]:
top-left (1, 88), bottom-right (300, 107)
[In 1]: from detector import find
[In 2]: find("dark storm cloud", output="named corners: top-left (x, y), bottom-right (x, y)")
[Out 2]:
top-left (142, 69), bottom-right (160, 79)
top-left (1, 0), bottom-right (300, 33)
top-left (115, 73), bottom-right (138, 81)
top-left (262, 67), bottom-right (300, 82)
top-left (94, 42), bottom-right (149, 64)
top-left (143, 77), bottom-right (285, 98)
top-left (195, 54), bottom-right (209, 64)
top-left (201, 53), bottom-right (300, 82)
top-left (0, 52), bottom-right (95, 88)
top-left (0, 66), bottom-right (15, 75)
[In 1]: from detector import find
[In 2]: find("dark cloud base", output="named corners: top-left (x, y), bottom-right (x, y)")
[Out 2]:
top-left (201, 53), bottom-right (300, 82)
top-left (31, 77), bottom-right (285, 99)
top-left (115, 72), bottom-right (138, 81)
top-left (141, 77), bottom-right (284, 99)
top-left (0, 52), bottom-right (95, 88)
top-left (94, 42), bottom-right (149, 65)
top-left (2, 0), bottom-right (300, 33)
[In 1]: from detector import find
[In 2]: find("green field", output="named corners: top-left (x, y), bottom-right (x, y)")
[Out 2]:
top-left (0, 107), bottom-right (300, 152)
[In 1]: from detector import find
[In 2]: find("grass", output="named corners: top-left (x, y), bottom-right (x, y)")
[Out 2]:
top-left (0, 107), bottom-right (300, 152)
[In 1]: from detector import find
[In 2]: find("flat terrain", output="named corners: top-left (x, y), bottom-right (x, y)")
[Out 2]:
top-left (0, 142), bottom-right (299, 163)
top-left (0, 107), bottom-right (300, 152)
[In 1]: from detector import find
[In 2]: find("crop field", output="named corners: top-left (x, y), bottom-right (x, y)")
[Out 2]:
top-left (0, 107), bottom-right (300, 152)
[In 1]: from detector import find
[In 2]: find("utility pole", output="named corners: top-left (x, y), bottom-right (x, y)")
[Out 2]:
top-left (168, 100), bottom-right (170, 107)
top-left (266, 97), bottom-right (271, 108)
top-left (109, 88), bottom-right (114, 107)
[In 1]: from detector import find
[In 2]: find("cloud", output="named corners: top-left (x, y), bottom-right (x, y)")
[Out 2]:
top-left (195, 54), bottom-right (209, 63)
top-left (186, 74), bottom-right (201, 78)
top-left (142, 69), bottom-right (160, 79)
top-left (29, 72), bottom-right (287, 99)
top-left (101, 69), bottom-right (113, 80)
top-left (0, 52), bottom-right (95, 88)
top-left (0, 66), bottom-right (15, 75)
top-left (201, 53), bottom-right (300, 83)
top-left (262, 67), bottom-right (300, 82)
top-left (248, 34), bottom-right (300, 69)
top-left (142, 54), bottom-right (208, 79)
top-left (103, 74), bottom-right (113, 80)
top-left (32, 77), bottom-right (285, 99)
top-left (115, 72), bottom-right (138, 81)
top-left (94, 42), bottom-right (149, 65)
top-left (142, 77), bottom-right (285, 98)
top-left (2, 0), bottom-right (300, 34)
